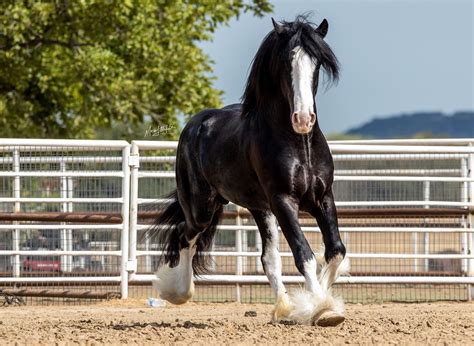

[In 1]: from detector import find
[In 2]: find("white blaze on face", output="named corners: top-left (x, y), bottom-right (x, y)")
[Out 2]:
top-left (290, 46), bottom-right (317, 133)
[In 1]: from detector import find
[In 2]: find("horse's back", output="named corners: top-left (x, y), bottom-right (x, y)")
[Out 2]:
top-left (177, 104), bottom-right (267, 209)
top-left (180, 103), bottom-right (241, 140)
top-left (178, 102), bottom-right (245, 175)
top-left (187, 103), bottom-right (242, 122)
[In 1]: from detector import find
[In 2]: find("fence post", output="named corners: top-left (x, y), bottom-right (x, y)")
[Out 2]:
top-left (242, 224), bottom-right (248, 272)
top-left (413, 227), bottom-right (418, 273)
top-left (423, 181), bottom-right (430, 271)
top-left (255, 229), bottom-right (263, 274)
top-left (128, 142), bottom-right (140, 280)
top-left (60, 161), bottom-right (69, 272)
top-left (12, 149), bottom-right (20, 277)
top-left (235, 206), bottom-right (243, 303)
top-left (120, 145), bottom-right (131, 299)
top-left (60, 162), bottom-right (74, 272)
top-left (461, 158), bottom-right (468, 275)
top-left (468, 143), bottom-right (474, 300)
top-left (67, 176), bottom-right (78, 270)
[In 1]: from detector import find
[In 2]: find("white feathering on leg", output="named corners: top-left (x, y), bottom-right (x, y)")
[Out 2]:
top-left (153, 239), bottom-right (198, 305)
top-left (284, 251), bottom-right (350, 325)
top-left (287, 289), bottom-right (345, 325)
top-left (319, 254), bottom-right (350, 291)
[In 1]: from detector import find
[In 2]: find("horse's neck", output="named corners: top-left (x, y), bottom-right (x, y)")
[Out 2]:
top-left (255, 99), bottom-right (291, 132)
top-left (252, 101), bottom-right (326, 149)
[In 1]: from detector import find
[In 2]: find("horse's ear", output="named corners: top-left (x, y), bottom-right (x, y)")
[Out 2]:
top-left (316, 19), bottom-right (329, 38)
top-left (272, 18), bottom-right (285, 35)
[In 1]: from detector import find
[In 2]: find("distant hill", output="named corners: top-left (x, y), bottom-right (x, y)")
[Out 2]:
top-left (346, 111), bottom-right (474, 139)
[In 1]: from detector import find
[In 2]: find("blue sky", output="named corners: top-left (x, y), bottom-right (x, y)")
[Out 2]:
top-left (200, 0), bottom-right (473, 134)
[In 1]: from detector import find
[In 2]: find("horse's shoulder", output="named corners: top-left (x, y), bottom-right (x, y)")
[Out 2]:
top-left (198, 107), bottom-right (242, 132)
top-left (188, 105), bottom-right (241, 126)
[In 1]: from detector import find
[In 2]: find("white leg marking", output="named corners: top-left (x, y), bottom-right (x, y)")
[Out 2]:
top-left (303, 257), bottom-right (324, 296)
top-left (319, 254), bottom-right (348, 291)
top-left (261, 214), bottom-right (290, 320)
top-left (153, 235), bottom-right (198, 305)
top-left (286, 253), bottom-right (350, 325)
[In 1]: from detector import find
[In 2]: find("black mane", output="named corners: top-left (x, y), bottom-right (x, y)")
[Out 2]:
top-left (241, 16), bottom-right (340, 117)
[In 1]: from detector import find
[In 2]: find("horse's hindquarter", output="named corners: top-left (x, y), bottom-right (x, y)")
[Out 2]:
top-left (190, 107), bottom-right (269, 210)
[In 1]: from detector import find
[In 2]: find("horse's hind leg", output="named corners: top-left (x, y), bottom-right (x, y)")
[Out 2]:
top-left (154, 184), bottom-right (221, 305)
top-left (154, 221), bottom-right (198, 304)
top-left (250, 209), bottom-right (290, 321)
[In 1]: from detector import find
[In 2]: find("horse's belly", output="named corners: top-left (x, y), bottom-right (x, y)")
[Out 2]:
top-left (225, 194), bottom-right (270, 211)
top-left (216, 179), bottom-right (270, 211)
top-left (228, 194), bottom-right (270, 211)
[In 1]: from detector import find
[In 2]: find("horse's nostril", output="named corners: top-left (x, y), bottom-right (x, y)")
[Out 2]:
top-left (310, 112), bottom-right (316, 123)
top-left (292, 112), bottom-right (298, 123)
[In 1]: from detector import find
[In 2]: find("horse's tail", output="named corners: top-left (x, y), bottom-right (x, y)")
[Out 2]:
top-left (143, 190), bottom-right (223, 275)
top-left (142, 190), bottom-right (184, 269)
top-left (192, 203), bottom-right (223, 275)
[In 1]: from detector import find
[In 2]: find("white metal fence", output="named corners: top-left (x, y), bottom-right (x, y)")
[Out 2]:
top-left (0, 138), bottom-right (473, 303)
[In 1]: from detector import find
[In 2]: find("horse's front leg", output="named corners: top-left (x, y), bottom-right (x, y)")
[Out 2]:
top-left (308, 189), bottom-right (347, 291)
top-left (250, 209), bottom-right (290, 321)
top-left (271, 194), bottom-right (345, 326)
top-left (270, 195), bottom-right (322, 294)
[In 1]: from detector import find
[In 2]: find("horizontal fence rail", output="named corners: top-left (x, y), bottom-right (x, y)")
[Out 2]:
top-left (0, 138), bottom-right (472, 303)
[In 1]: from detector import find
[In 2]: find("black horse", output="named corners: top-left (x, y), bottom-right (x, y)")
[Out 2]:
top-left (148, 16), bottom-right (347, 326)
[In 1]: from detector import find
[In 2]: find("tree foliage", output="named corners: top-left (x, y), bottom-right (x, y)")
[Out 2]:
top-left (0, 0), bottom-right (272, 138)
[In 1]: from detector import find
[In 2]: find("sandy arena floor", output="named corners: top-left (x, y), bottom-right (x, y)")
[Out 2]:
top-left (0, 300), bottom-right (472, 345)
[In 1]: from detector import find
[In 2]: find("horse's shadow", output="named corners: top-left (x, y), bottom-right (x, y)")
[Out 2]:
top-left (111, 321), bottom-right (209, 331)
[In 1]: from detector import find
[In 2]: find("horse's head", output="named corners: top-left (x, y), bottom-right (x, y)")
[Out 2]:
top-left (271, 17), bottom-right (339, 134)
top-left (242, 16), bottom-right (339, 134)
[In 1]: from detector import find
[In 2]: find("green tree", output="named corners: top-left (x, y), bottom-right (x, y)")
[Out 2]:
top-left (0, 1), bottom-right (272, 139)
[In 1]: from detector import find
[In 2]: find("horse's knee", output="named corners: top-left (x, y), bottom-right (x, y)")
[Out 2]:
top-left (325, 241), bottom-right (346, 263)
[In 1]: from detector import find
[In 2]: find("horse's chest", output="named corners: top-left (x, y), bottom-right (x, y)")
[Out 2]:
top-left (292, 164), bottom-right (327, 201)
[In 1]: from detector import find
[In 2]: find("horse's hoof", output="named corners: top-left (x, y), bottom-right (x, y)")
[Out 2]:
top-left (313, 309), bottom-right (345, 327)
top-left (272, 296), bottom-right (292, 321)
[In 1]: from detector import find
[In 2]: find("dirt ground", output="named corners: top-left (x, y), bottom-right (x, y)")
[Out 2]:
top-left (0, 300), bottom-right (472, 345)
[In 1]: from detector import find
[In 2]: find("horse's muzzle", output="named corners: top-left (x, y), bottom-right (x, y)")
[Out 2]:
top-left (292, 111), bottom-right (316, 134)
